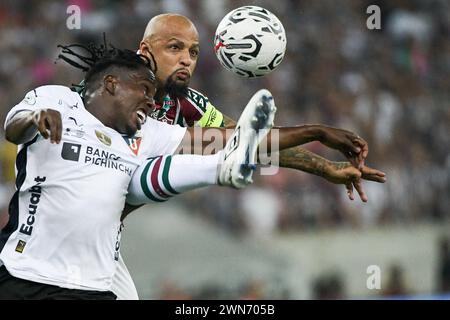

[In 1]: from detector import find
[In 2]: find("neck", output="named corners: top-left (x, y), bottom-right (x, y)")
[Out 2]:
top-left (85, 97), bottom-right (114, 128)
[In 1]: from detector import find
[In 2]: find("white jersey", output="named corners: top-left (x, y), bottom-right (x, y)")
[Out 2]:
top-left (111, 253), bottom-right (139, 300)
top-left (0, 85), bottom-right (186, 292)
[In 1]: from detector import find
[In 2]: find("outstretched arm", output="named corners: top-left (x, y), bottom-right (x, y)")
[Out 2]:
top-left (224, 115), bottom-right (367, 169)
top-left (276, 146), bottom-right (385, 202)
top-left (274, 124), bottom-right (368, 169)
top-left (223, 114), bottom-right (386, 202)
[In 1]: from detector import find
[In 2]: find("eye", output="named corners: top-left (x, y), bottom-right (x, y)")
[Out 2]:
top-left (190, 49), bottom-right (199, 58)
top-left (142, 84), bottom-right (151, 96)
top-left (169, 44), bottom-right (180, 50)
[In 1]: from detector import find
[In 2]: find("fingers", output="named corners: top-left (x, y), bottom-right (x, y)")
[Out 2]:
top-left (34, 109), bottom-right (62, 143)
top-left (345, 135), bottom-right (361, 155)
top-left (346, 152), bottom-right (362, 170)
top-left (346, 183), bottom-right (354, 201)
top-left (361, 166), bottom-right (387, 183)
top-left (351, 136), bottom-right (368, 170)
top-left (341, 133), bottom-right (367, 170)
top-left (35, 111), bottom-right (49, 139)
top-left (353, 179), bottom-right (368, 202)
top-left (346, 179), bottom-right (368, 202)
top-left (363, 175), bottom-right (386, 183)
top-left (45, 116), bottom-right (62, 144)
top-left (355, 137), bottom-right (369, 158)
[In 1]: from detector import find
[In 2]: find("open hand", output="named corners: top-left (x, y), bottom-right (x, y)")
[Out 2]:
top-left (324, 161), bottom-right (386, 202)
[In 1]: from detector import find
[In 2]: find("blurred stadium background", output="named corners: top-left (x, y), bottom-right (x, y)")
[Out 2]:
top-left (0, 0), bottom-right (449, 299)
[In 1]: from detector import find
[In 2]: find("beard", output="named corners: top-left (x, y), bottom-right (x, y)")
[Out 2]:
top-left (163, 72), bottom-right (189, 98)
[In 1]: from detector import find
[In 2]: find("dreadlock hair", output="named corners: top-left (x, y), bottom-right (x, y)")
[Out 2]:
top-left (57, 35), bottom-right (158, 98)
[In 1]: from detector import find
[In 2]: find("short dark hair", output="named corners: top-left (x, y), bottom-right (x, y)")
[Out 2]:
top-left (57, 35), bottom-right (157, 95)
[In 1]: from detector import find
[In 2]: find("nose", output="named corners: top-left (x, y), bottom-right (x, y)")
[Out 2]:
top-left (179, 49), bottom-right (193, 68)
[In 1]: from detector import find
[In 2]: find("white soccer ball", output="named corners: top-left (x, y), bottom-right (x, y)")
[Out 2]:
top-left (214, 5), bottom-right (287, 78)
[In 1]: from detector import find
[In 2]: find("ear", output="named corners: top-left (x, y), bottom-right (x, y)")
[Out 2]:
top-left (103, 75), bottom-right (117, 95)
top-left (139, 41), bottom-right (158, 73)
top-left (139, 40), bottom-right (151, 56)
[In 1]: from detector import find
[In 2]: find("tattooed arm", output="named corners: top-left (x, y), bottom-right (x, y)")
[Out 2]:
top-left (276, 146), bottom-right (385, 201)
top-left (225, 114), bottom-right (385, 201)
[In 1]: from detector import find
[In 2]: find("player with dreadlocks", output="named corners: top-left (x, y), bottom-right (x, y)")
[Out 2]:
top-left (0, 40), bottom-right (277, 299)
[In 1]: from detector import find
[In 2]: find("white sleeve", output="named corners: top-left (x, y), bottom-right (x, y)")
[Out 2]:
top-left (141, 118), bottom-right (187, 157)
top-left (4, 86), bottom-right (68, 129)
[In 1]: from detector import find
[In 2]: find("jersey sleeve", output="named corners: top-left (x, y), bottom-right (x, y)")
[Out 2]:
top-left (181, 88), bottom-right (225, 128)
top-left (196, 102), bottom-right (225, 128)
top-left (4, 85), bottom-right (69, 128)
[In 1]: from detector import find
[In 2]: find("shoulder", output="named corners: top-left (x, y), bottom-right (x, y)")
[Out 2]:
top-left (33, 85), bottom-right (73, 96)
top-left (32, 85), bottom-right (82, 107)
top-left (177, 88), bottom-right (225, 127)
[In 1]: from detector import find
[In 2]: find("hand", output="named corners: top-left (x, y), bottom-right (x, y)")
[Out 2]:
top-left (31, 109), bottom-right (62, 144)
top-left (324, 161), bottom-right (386, 202)
top-left (318, 126), bottom-right (369, 170)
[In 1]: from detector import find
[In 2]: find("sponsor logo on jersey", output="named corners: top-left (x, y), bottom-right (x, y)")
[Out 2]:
top-left (95, 130), bottom-right (112, 146)
top-left (15, 240), bottom-right (26, 253)
top-left (85, 146), bottom-right (133, 176)
top-left (114, 223), bottom-right (124, 261)
top-left (162, 96), bottom-right (175, 110)
top-left (64, 117), bottom-right (85, 139)
top-left (64, 127), bottom-right (86, 139)
top-left (61, 142), bottom-right (82, 161)
top-left (19, 176), bottom-right (46, 237)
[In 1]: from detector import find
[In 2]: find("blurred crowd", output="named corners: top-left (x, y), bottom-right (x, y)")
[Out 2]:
top-left (0, 1), bottom-right (449, 238)
top-left (154, 234), bottom-right (450, 299)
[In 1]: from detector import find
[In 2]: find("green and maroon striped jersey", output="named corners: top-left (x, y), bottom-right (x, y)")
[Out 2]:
top-left (149, 88), bottom-right (224, 128)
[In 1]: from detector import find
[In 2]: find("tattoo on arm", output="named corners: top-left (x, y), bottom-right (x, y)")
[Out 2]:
top-left (333, 161), bottom-right (351, 170)
top-left (218, 113), bottom-right (351, 178)
top-left (278, 146), bottom-right (330, 177)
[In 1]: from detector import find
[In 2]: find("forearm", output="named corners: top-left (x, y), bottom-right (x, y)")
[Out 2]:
top-left (5, 110), bottom-right (38, 145)
top-left (266, 125), bottom-right (324, 152)
top-left (277, 146), bottom-right (357, 183)
top-left (223, 117), bottom-right (326, 153)
top-left (277, 146), bottom-right (330, 177)
top-left (179, 119), bottom-right (326, 155)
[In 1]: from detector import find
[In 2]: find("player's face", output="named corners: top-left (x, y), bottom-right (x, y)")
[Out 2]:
top-left (140, 24), bottom-right (199, 93)
top-left (113, 69), bottom-right (156, 136)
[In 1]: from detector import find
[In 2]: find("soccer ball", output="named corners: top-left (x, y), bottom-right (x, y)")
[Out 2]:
top-left (214, 5), bottom-right (287, 78)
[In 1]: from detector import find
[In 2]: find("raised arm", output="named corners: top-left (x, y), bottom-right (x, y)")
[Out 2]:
top-left (5, 87), bottom-right (64, 145)
top-left (5, 109), bottom-right (62, 145)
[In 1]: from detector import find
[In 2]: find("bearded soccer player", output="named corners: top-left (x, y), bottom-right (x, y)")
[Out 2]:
top-left (137, 13), bottom-right (386, 201)
top-left (108, 14), bottom-right (386, 299)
